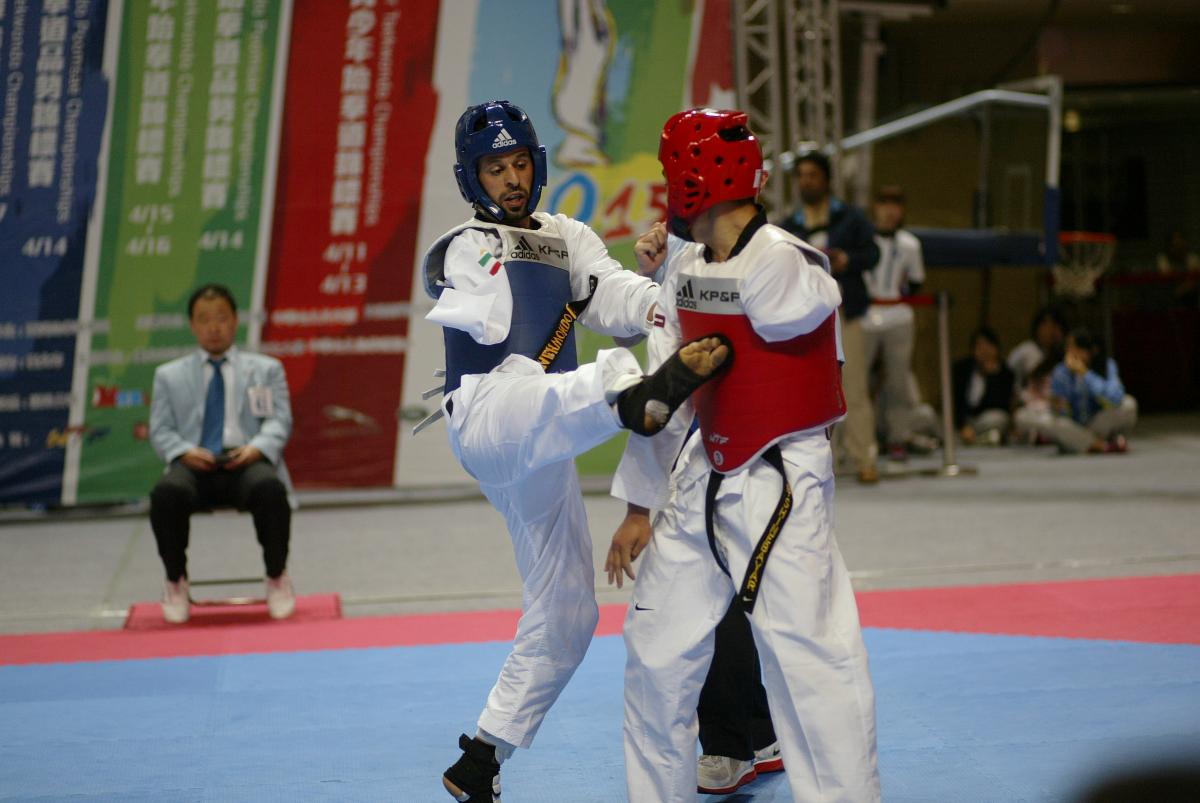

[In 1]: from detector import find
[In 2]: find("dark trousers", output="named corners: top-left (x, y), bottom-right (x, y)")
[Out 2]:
top-left (149, 459), bottom-right (291, 582)
top-left (697, 598), bottom-right (777, 760)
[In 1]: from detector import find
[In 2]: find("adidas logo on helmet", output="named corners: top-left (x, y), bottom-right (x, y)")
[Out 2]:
top-left (453, 100), bottom-right (548, 223)
top-left (492, 128), bottom-right (518, 149)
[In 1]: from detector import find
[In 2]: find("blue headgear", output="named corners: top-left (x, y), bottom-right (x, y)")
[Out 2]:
top-left (454, 100), bottom-right (548, 222)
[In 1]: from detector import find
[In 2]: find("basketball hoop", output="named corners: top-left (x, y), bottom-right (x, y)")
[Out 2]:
top-left (1053, 231), bottom-right (1116, 299)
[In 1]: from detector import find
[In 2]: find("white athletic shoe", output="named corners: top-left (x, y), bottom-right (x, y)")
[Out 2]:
top-left (697, 754), bottom-right (757, 794)
top-left (753, 741), bottom-right (784, 774)
top-left (265, 573), bottom-right (295, 620)
top-left (162, 578), bottom-right (190, 624)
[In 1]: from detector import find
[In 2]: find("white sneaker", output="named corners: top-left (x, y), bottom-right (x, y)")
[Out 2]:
top-left (162, 578), bottom-right (190, 624)
top-left (697, 754), bottom-right (757, 794)
top-left (265, 573), bottom-right (295, 620)
top-left (753, 741), bottom-right (784, 774)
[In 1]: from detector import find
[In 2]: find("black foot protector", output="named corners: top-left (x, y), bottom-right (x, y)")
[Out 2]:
top-left (618, 333), bottom-right (733, 436)
top-left (443, 734), bottom-right (501, 803)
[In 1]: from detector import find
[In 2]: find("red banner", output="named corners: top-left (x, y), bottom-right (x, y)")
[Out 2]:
top-left (262, 0), bottom-right (439, 487)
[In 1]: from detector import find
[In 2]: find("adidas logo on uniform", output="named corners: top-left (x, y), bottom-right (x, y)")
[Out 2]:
top-left (492, 128), bottom-right (517, 149)
top-left (676, 279), bottom-right (698, 309)
top-left (510, 235), bottom-right (538, 260)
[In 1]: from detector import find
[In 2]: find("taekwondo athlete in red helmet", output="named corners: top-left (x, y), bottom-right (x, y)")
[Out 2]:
top-left (421, 100), bottom-right (732, 803)
top-left (607, 109), bottom-right (881, 803)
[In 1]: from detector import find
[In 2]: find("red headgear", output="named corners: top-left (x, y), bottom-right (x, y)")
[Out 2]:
top-left (658, 108), bottom-right (764, 235)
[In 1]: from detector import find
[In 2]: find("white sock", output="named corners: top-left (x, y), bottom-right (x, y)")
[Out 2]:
top-left (601, 349), bottom-right (644, 405)
top-left (475, 729), bottom-right (517, 764)
top-left (604, 371), bottom-right (642, 406)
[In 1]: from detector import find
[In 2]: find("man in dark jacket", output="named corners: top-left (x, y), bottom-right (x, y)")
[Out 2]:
top-left (778, 152), bottom-right (881, 483)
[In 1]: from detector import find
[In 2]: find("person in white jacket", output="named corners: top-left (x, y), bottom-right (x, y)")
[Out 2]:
top-left (606, 108), bottom-right (880, 803)
top-left (422, 100), bottom-right (730, 803)
top-left (862, 186), bottom-right (931, 457)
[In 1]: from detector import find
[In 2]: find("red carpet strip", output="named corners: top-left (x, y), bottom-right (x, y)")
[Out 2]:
top-left (1, 574), bottom-right (1196, 667)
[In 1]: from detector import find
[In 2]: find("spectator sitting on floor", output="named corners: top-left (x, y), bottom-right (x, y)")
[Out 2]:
top-left (1015, 328), bottom-right (1137, 454)
top-left (1013, 357), bottom-right (1057, 444)
top-left (952, 326), bottom-right (1015, 446)
top-left (1007, 305), bottom-right (1068, 390)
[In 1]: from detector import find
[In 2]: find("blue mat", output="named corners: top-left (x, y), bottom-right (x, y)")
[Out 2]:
top-left (2, 630), bottom-right (1198, 802)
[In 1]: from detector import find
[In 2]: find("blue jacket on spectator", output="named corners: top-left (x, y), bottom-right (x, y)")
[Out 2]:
top-left (1051, 358), bottom-right (1125, 424)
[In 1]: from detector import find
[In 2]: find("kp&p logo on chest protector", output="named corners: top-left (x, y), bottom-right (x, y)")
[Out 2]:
top-left (675, 276), bottom-right (741, 314)
top-left (500, 230), bottom-right (570, 270)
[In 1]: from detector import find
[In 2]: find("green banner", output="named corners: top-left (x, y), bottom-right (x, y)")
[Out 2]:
top-left (75, 0), bottom-right (284, 502)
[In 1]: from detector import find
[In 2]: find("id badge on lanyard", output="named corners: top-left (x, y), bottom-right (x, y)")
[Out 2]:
top-left (248, 385), bottom-right (274, 417)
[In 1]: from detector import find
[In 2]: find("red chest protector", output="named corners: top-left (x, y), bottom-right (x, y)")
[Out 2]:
top-left (675, 227), bottom-right (846, 474)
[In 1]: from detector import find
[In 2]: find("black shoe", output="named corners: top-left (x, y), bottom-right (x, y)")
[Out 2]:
top-left (443, 734), bottom-right (501, 802)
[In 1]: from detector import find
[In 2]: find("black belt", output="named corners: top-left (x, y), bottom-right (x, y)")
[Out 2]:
top-left (704, 443), bottom-right (793, 615)
top-left (534, 275), bottom-right (597, 370)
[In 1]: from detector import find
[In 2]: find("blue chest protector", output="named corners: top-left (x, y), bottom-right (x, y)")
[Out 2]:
top-left (423, 222), bottom-right (579, 394)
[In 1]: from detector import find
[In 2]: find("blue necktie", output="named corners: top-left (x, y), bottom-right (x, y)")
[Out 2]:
top-left (200, 358), bottom-right (226, 454)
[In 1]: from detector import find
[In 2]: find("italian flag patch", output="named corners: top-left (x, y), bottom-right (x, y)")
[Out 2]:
top-left (479, 250), bottom-right (502, 276)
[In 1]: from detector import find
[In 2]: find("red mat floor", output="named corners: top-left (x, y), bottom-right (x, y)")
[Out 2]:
top-left (1, 574), bottom-right (1196, 667)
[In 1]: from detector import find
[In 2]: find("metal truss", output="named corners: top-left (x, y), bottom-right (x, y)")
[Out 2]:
top-left (733, 0), bottom-right (844, 209)
top-left (732, 0), bottom-right (786, 211)
top-left (785, 0), bottom-right (843, 194)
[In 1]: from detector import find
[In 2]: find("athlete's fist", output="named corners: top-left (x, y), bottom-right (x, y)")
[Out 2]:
top-left (634, 222), bottom-right (669, 277)
top-left (606, 504), bottom-right (653, 588)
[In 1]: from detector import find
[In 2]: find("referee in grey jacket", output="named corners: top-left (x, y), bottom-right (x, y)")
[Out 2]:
top-left (148, 284), bottom-right (296, 623)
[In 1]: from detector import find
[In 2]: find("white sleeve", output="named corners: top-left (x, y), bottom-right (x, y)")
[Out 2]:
top-left (863, 235), bottom-right (883, 298)
top-left (740, 242), bottom-right (842, 342)
top-left (611, 259), bottom-right (689, 510)
top-left (556, 217), bottom-right (660, 338)
top-left (905, 231), bottom-right (926, 285)
top-left (424, 229), bottom-right (512, 345)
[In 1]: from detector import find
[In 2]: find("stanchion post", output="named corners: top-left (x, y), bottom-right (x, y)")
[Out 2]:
top-left (923, 290), bottom-right (977, 478)
top-left (938, 290), bottom-right (957, 470)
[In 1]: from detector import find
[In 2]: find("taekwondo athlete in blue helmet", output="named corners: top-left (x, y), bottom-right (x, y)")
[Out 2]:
top-left (420, 100), bottom-right (733, 803)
